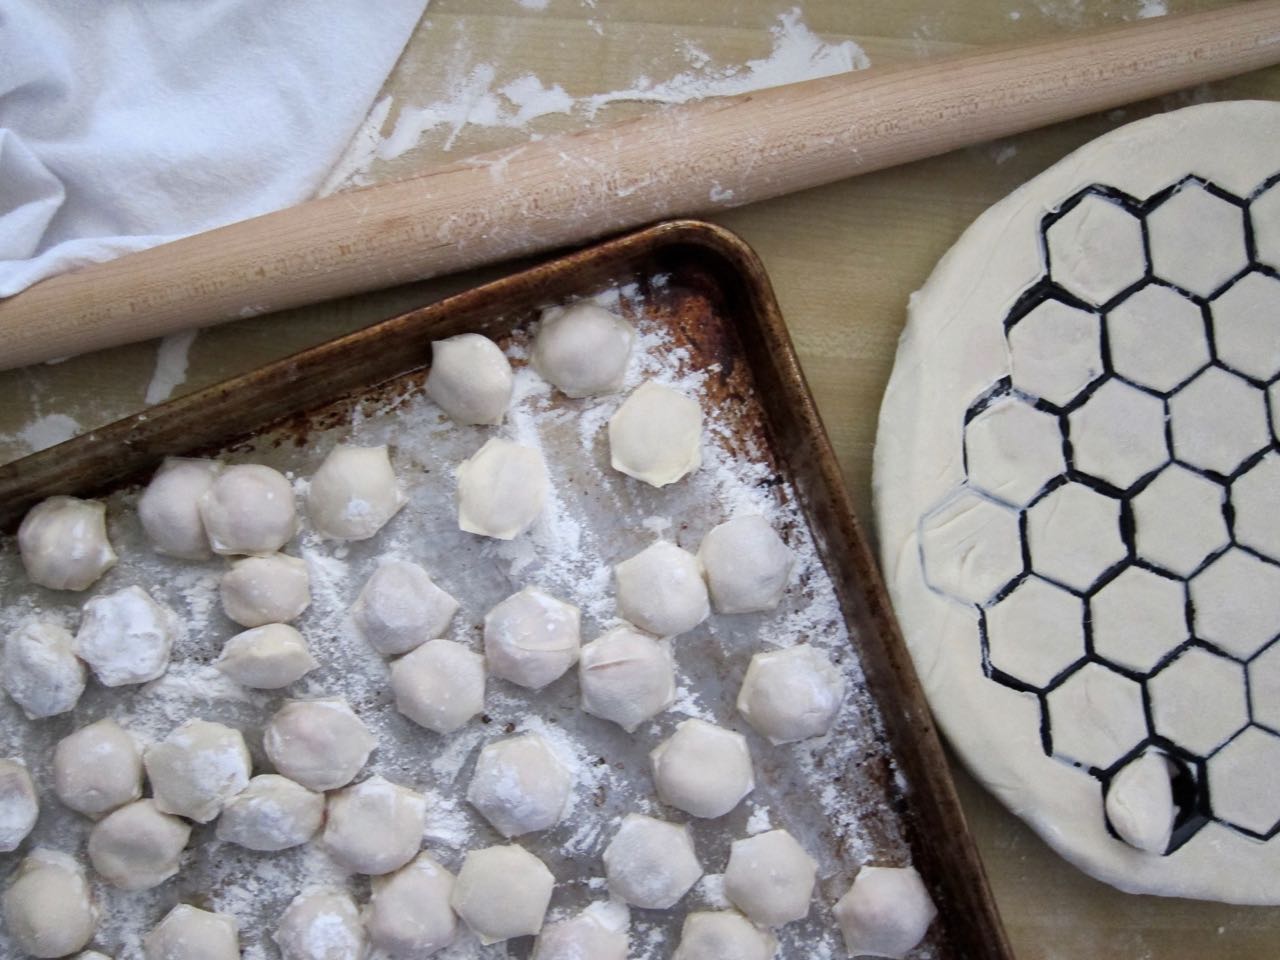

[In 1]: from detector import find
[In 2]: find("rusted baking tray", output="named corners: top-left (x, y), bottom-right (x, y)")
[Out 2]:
top-left (0, 220), bottom-right (1012, 959)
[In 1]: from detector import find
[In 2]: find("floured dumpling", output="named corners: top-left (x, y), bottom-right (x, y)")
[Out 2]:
top-left (426, 333), bottom-right (513, 425)
top-left (0, 759), bottom-right (38, 852)
top-left (723, 829), bottom-right (817, 926)
top-left (615, 541), bottom-right (710, 638)
top-left (143, 904), bottom-right (239, 960)
top-left (306, 444), bottom-right (406, 541)
top-left (323, 775), bottom-right (427, 875)
top-left (74, 585), bottom-right (177, 686)
top-left (833, 865), bottom-right (937, 960)
top-left (351, 559), bottom-right (458, 656)
top-left (467, 733), bottom-right (574, 837)
top-left (698, 515), bottom-right (795, 613)
top-left (391, 638), bottom-right (485, 734)
top-left (18, 496), bottom-right (116, 591)
top-left (532, 902), bottom-right (629, 960)
top-left (533, 302), bottom-right (634, 398)
top-left (144, 719), bottom-right (252, 823)
top-left (199, 463), bottom-right (296, 556)
top-left (651, 719), bottom-right (754, 819)
top-left (451, 845), bottom-right (555, 944)
top-left (217, 774), bottom-right (324, 852)
top-left (53, 719), bottom-right (143, 818)
top-left (216, 623), bottom-right (317, 689)
top-left (737, 645), bottom-right (845, 744)
top-left (603, 814), bottom-right (702, 909)
top-left (263, 699), bottom-right (375, 792)
top-left (579, 627), bottom-right (675, 732)
top-left (483, 587), bottom-right (580, 689)
top-left (274, 888), bottom-right (365, 960)
top-left (220, 553), bottom-right (310, 627)
top-left (2, 849), bottom-right (97, 958)
top-left (2, 619), bottom-right (85, 719)
top-left (672, 911), bottom-right (776, 960)
top-left (456, 438), bottom-right (548, 540)
top-left (608, 382), bottom-right (702, 487)
top-left (88, 799), bottom-right (191, 891)
top-left (138, 458), bottom-right (223, 560)
top-left (365, 853), bottom-right (458, 958)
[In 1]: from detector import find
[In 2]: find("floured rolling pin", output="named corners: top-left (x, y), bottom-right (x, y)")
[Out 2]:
top-left (3, 1), bottom-right (1280, 370)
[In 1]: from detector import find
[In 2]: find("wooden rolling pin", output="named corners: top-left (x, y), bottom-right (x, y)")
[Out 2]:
top-left (4, 2), bottom-right (1280, 370)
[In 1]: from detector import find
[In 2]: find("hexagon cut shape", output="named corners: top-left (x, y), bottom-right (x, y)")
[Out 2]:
top-left (1090, 566), bottom-right (1188, 675)
top-left (1211, 272), bottom-right (1280, 382)
top-left (1250, 182), bottom-right (1280, 271)
top-left (1148, 182), bottom-right (1249, 298)
top-left (1106, 284), bottom-right (1210, 393)
top-left (1068, 380), bottom-right (1169, 491)
top-left (1131, 465), bottom-right (1228, 577)
top-left (1046, 663), bottom-right (1148, 770)
top-left (1168, 367), bottom-right (1270, 477)
top-left (920, 490), bottom-right (1023, 605)
top-left (1025, 483), bottom-right (1125, 592)
top-left (1008, 300), bottom-right (1104, 408)
top-left (1231, 452), bottom-right (1280, 562)
top-left (1149, 647), bottom-right (1249, 757)
top-left (1046, 194), bottom-right (1146, 306)
top-left (965, 396), bottom-right (1066, 507)
top-left (1248, 642), bottom-right (1280, 732)
top-left (1207, 727), bottom-right (1280, 836)
top-left (984, 577), bottom-right (1086, 689)
top-left (1190, 548), bottom-right (1280, 659)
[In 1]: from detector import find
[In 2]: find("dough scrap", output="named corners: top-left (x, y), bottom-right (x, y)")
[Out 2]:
top-left (533, 302), bottom-right (635, 398)
top-left (18, 496), bottom-right (117, 591)
top-left (305, 444), bottom-right (406, 541)
top-left (138, 457), bottom-right (223, 560)
top-left (608, 381), bottom-right (702, 487)
top-left (53, 719), bottom-right (143, 819)
top-left (199, 463), bottom-right (297, 556)
top-left (73, 585), bottom-right (177, 686)
top-left (2, 619), bottom-right (86, 719)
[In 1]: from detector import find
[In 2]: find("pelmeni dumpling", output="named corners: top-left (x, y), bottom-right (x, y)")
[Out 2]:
top-left (144, 719), bottom-right (252, 823)
top-left (18, 496), bottom-right (116, 591)
top-left (217, 774), bottom-right (324, 851)
top-left (608, 381), bottom-right (702, 487)
top-left (323, 775), bottom-right (427, 875)
top-left (263, 698), bottom-right (376, 792)
top-left (74, 585), bottom-right (177, 686)
top-left (579, 627), bottom-right (675, 732)
top-left (532, 902), bottom-right (629, 960)
top-left (53, 719), bottom-right (143, 818)
top-left (88, 799), bottom-right (191, 891)
top-left (220, 553), bottom-right (310, 627)
top-left (275, 888), bottom-right (365, 960)
top-left (0, 759), bottom-right (38, 852)
top-left (456, 438), bottom-right (548, 540)
top-left (306, 444), bottom-right (406, 541)
top-left (2, 849), bottom-right (97, 958)
top-left (833, 865), bottom-right (937, 960)
top-left (603, 813), bottom-right (702, 909)
top-left (451, 845), bottom-right (555, 944)
top-left (2, 619), bottom-right (85, 718)
top-left (737, 645), bottom-right (845, 744)
top-left (483, 587), bottom-right (580, 689)
top-left (673, 911), bottom-right (776, 960)
top-left (391, 638), bottom-right (485, 734)
top-left (651, 719), bottom-right (754, 819)
top-left (138, 458), bottom-right (223, 560)
top-left (533, 302), bottom-right (635, 398)
top-left (724, 829), bottom-right (817, 926)
top-left (199, 463), bottom-right (297, 556)
top-left (426, 332), bottom-right (514, 425)
top-left (698, 515), bottom-right (795, 613)
top-left (1105, 750), bottom-right (1176, 854)
top-left (615, 541), bottom-right (710, 638)
top-left (467, 733), bottom-right (574, 837)
top-left (365, 853), bottom-right (458, 957)
top-left (144, 904), bottom-right (239, 960)
top-left (216, 623), bottom-right (317, 688)
top-left (351, 559), bottom-right (458, 656)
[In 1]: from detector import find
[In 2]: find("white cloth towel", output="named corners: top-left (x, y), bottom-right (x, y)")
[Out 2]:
top-left (0, 0), bottom-right (428, 298)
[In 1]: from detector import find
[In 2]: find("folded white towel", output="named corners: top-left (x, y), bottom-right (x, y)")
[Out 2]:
top-left (0, 0), bottom-right (428, 298)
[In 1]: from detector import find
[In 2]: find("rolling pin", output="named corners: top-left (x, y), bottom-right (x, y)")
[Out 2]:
top-left (4, 2), bottom-right (1280, 370)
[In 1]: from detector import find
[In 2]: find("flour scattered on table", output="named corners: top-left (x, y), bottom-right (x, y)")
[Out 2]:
top-left (144, 330), bottom-right (199, 405)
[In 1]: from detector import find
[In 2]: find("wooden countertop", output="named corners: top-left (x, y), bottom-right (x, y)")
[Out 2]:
top-left (2, 1), bottom-right (1278, 955)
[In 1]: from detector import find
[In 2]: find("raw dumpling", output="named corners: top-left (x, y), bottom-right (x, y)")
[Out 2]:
top-left (2, 849), bottom-right (97, 958)
top-left (467, 733), bottom-right (574, 837)
top-left (53, 719), bottom-right (143, 818)
top-left (603, 813), bottom-right (702, 909)
top-left (0, 759), bottom-right (38, 852)
top-left (199, 463), bottom-right (297, 556)
top-left (391, 638), bottom-right (485, 734)
top-left (323, 775), bottom-right (427, 875)
top-left (608, 382), bottom-right (702, 487)
top-left (216, 774), bottom-right (324, 852)
top-left (723, 829), bottom-right (817, 926)
top-left (263, 699), bottom-right (376, 791)
top-left (651, 719), bottom-right (754, 819)
top-left (351, 559), bottom-right (458, 656)
top-left (138, 458), bottom-right (223, 560)
top-left (18, 496), bottom-right (116, 591)
top-left (532, 902), bottom-right (629, 960)
top-left (615, 541), bottom-right (710, 638)
top-left (144, 719), bottom-right (252, 823)
top-left (426, 332), bottom-right (513, 425)
top-left (1105, 750), bottom-right (1176, 854)
top-left (698, 515), bottom-right (795, 613)
top-left (737, 646), bottom-right (845, 744)
top-left (579, 627), bottom-right (675, 732)
top-left (74, 585), bottom-right (177, 686)
top-left (2, 619), bottom-right (85, 718)
top-left (306, 444), bottom-right (406, 541)
top-left (216, 623), bottom-right (317, 688)
top-left (673, 911), bottom-right (776, 960)
top-left (88, 799), bottom-right (191, 891)
top-left (220, 553), bottom-right (311, 627)
top-left (144, 904), bottom-right (239, 960)
top-left (483, 587), bottom-right (580, 689)
top-left (274, 888), bottom-right (365, 960)
top-left (532, 302), bottom-right (634, 398)
top-left (456, 438), bottom-right (548, 540)
top-left (833, 865), bottom-right (937, 960)
top-left (451, 845), bottom-right (555, 944)
top-left (365, 853), bottom-right (458, 957)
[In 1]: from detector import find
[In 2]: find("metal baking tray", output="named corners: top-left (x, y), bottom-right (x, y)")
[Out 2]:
top-left (0, 220), bottom-right (1011, 960)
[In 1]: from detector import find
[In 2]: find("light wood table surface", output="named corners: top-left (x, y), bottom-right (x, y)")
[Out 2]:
top-left (2, 1), bottom-right (1278, 956)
